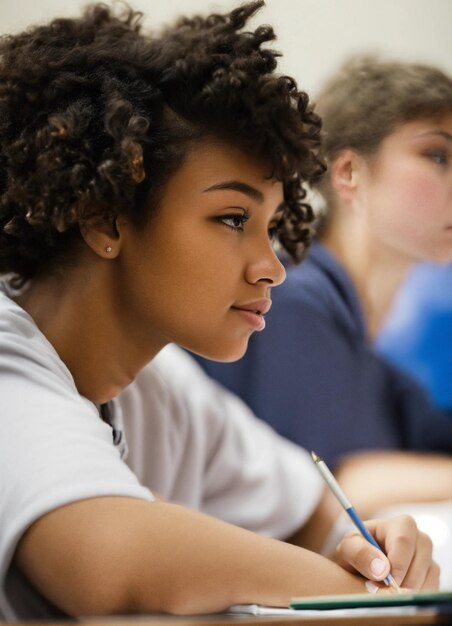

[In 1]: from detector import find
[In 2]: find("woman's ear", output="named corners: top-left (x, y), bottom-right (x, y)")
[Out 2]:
top-left (330, 149), bottom-right (360, 203)
top-left (80, 218), bottom-right (121, 259)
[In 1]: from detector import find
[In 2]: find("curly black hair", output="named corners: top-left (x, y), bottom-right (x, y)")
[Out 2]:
top-left (0, 1), bottom-right (324, 286)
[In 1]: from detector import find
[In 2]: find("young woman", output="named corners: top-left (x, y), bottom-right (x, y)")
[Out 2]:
top-left (0, 8), bottom-right (437, 620)
top-left (197, 58), bottom-right (452, 510)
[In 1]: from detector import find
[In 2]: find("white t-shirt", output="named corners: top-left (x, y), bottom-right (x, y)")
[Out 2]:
top-left (0, 288), bottom-right (322, 620)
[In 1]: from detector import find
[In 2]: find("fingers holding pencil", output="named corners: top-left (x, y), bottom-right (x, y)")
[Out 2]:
top-left (368, 516), bottom-right (440, 591)
top-left (310, 452), bottom-right (401, 591)
top-left (335, 529), bottom-right (392, 586)
top-left (310, 451), bottom-right (439, 594)
top-left (335, 517), bottom-right (439, 592)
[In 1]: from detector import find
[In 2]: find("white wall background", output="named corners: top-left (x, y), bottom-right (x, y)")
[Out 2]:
top-left (1, 0), bottom-right (451, 97)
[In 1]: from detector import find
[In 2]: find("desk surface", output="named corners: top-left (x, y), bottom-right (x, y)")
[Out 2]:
top-left (14, 607), bottom-right (452, 626)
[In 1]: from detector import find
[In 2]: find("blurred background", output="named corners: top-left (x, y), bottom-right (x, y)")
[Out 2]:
top-left (1, 0), bottom-right (452, 95)
top-left (1, 0), bottom-right (451, 410)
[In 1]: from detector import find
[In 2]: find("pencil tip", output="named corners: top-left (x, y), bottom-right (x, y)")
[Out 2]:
top-left (311, 450), bottom-right (321, 462)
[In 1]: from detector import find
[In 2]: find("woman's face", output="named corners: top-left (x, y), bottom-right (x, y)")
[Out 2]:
top-left (113, 139), bottom-right (286, 361)
top-left (357, 114), bottom-right (452, 263)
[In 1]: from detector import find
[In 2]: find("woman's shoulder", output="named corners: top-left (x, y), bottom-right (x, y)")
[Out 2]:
top-left (122, 344), bottom-right (216, 415)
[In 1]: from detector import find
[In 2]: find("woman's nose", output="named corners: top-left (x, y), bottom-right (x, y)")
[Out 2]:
top-left (245, 245), bottom-right (286, 286)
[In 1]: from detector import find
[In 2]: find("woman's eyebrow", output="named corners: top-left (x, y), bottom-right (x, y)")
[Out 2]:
top-left (415, 130), bottom-right (452, 142)
top-left (203, 181), bottom-right (264, 203)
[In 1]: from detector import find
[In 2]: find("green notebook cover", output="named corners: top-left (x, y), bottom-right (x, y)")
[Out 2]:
top-left (289, 590), bottom-right (452, 610)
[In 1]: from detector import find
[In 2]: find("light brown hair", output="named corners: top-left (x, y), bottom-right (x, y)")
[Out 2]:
top-left (314, 56), bottom-right (452, 205)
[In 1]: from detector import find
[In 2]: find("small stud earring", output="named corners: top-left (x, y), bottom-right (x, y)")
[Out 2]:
top-left (105, 245), bottom-right (112, 253)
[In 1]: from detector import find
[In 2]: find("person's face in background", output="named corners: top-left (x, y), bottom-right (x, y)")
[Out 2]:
top-left (355, 114), bottom-right (452, 263)
top-left (113, 139), bottom-right (286, 362)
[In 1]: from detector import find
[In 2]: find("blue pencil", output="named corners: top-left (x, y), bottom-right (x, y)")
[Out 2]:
top-left (311, 451), bottom-right (401, 593)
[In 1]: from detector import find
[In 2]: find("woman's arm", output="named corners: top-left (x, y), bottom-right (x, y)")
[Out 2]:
top-left (335, 451), bottom-right (452, 519)
top-left (15, 497), bottom-right (366, 616)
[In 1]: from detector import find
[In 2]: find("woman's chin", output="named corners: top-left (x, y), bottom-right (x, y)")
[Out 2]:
top-left (185, 340), bottom-right (249, 363)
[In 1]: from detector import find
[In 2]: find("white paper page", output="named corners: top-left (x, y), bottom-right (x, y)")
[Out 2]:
top-left (227, 604), bottom-right (419, 617)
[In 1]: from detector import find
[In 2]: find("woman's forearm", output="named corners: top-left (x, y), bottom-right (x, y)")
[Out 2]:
top-left (335, 451), bottom-right (452, 519)
top-left (16, 497), bottom-right (366, 616)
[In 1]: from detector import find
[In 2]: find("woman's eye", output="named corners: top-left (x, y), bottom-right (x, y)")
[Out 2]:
top-left (220, 214), bottom-right (248, 231)
top-left (426, 150), bottom-right (448, 165)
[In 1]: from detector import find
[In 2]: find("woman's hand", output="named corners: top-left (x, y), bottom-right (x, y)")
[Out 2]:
top-left (335, 515), bottom-right (439, 591)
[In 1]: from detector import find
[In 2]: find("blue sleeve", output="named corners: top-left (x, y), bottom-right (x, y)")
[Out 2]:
top-left (194, 281), bottom-right (451, 468)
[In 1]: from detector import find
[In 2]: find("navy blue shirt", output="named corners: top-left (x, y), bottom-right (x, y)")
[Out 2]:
top-left (194, 243), bottom-right (452, 468)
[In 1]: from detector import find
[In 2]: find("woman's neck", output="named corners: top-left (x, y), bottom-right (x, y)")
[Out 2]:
top-left (15, 262), bottom-right (165, 403)
top-left (321, 215), bottom-right (414, 341)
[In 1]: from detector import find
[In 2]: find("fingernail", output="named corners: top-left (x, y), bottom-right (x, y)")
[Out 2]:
top-left (365, 580), bottom-right (379, 594)
top-left (370, 557), bottom-right (387, 577)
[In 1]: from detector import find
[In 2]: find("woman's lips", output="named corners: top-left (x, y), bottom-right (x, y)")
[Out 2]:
top-left (231, 307), bottom-right (266, 330)
top-left (230, 299), bottom-right (271, 331)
